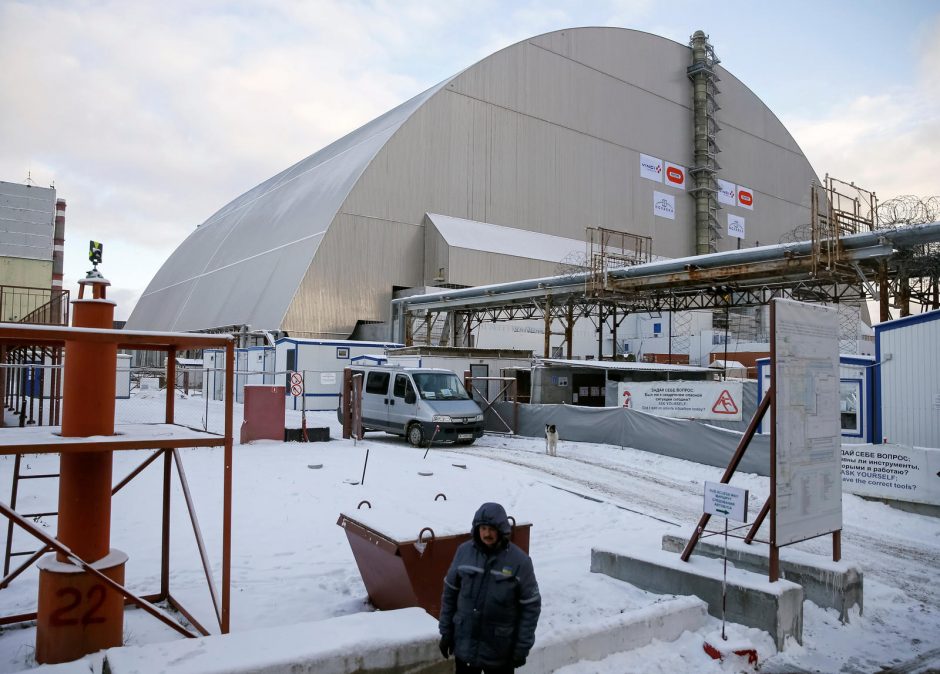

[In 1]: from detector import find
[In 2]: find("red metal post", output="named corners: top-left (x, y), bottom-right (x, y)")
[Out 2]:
top-left (36, 275), bottom-right (126, 664)
top-left (342, 368), bottom-right (352, 439)
top-left (166, 347), bottom-right (176, 424)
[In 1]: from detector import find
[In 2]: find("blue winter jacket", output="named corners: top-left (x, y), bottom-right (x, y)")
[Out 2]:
top-left (439, 503), bottom-right (541, 668)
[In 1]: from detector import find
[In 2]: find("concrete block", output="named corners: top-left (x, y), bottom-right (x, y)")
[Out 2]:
top-left (662, 533), bottom-right (863, 622)
top-left (522, 596), bottom-right (708, 672)
top-left (591, 546), bottom-right (803, 650)
top-left (103, 608), bottom-right (450, 674)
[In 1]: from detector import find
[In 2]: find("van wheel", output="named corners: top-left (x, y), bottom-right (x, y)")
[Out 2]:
top-left (407, 423), bottom-right (425, 447)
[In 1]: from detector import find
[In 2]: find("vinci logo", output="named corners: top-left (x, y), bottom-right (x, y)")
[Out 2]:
top-left (737, 186), bottom-right (754, 210)
top-left (639, 154), bottom-right (664, 182)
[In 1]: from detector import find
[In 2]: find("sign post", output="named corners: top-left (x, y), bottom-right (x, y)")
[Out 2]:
top-left (289, 371), bottom-right (307, 441)
top-left (703, 481), bottom-right (749, 640)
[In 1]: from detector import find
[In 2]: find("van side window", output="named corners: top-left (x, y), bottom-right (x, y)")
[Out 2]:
top-left (393, 374), bottom-right (412, 398)
top-left (366, 371), bottom-right (390, 395)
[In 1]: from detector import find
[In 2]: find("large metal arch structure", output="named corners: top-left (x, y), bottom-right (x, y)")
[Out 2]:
top-left (128, 27), bottom-right (822, 339)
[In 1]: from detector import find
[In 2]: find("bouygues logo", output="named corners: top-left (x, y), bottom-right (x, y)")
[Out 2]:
top-left (737, 187), bottom-right (754, 209)
top-left (666, 166), bottom-right (684, 185)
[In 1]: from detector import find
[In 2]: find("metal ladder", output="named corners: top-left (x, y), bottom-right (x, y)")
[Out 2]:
top-left (2, 454), bottom-right (58, 579)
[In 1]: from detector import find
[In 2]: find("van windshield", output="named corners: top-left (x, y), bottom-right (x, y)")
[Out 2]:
top-left (412, 373), bottom-right (471, 401)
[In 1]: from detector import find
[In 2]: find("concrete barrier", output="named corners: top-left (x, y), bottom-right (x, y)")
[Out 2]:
top-left (591, 546), bottom-right (803, 650)
top-left (662, 533), bottom-right (863, 622)
top-left (30, 589), bottom-right (711, 673)
top-left (521, 596), bottom-right (708, 672)
top-left (103, 608), bottom-right (449, 674)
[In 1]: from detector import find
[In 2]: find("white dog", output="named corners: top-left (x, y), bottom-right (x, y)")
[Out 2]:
top-left (545, 424), bottom-right (558, 457)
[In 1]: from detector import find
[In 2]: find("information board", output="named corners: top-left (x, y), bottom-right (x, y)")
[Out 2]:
top-left (617, 381), bottom-right (742, 421)
top-left (772, 299), bottom-right (843, 546)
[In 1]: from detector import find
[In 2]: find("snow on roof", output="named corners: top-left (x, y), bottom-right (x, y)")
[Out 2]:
top-left (538, 358), bottom-right (713, 373)
top-left (709, 360), bottom-right (746, 369)
top-left (426, 213), bottom-right (585, 264)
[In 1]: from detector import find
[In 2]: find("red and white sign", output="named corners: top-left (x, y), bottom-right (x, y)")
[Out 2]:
top-left (617, 381), bottom-right (743, 421)
top-left (712, 389), bottom-right (740, 415)
top-left (289, 371), bottom-right (304, 397)
top-left (664, 162), bottom-right (686, 190)
top-left (737, 185), bottom-right (754, 210)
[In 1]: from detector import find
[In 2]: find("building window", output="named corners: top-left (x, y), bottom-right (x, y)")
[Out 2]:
top-left (840, 379), bottom-right (862, 434)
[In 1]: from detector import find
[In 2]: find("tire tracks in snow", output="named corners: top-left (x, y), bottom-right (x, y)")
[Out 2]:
top-left (452, 441), bottom-right (940, 607)
top-left (449, 444), bottom-right (701, 525)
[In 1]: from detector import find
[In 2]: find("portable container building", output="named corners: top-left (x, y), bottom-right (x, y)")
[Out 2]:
top-left (874, 309), bottom-right (940, 448)
top-left (385, 346), bottom-right (533, 403)
top-left (275, 338), bottom-right (402, 411)
top-left (532, 358), bottom-right (715, 407)
top-left (756, 354), bottom-right (875, 443)
top-left (204, 346), bottom-right (275, 404)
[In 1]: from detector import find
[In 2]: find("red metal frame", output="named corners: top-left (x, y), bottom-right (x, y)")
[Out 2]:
top-left (0, 323), bottom-right (236, 636)
top-left (338, 513), bottom-right (531, 619)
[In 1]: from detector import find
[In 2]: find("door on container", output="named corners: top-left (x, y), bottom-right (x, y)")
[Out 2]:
top-left (469, 364), bottom-right (488, 403)
top-left (362, 370), bottom-right (392, 431)
top-left (235, 350), bottom-right (248, 404)
top-left (571, 372), bottom-right (606, 407)
top-left (387, 373), bottom-right (418, 433)
top-left (284, 347), bottom-right (297, 410)
top-left (263, 348), bottom-right (275, 385)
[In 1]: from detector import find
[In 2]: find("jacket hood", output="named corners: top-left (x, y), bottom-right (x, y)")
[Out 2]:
top-left (472, 502), bottom-right (512, 549)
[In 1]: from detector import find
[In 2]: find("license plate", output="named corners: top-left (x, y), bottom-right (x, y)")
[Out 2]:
top-left (457, 433), bottom-right (472, 440)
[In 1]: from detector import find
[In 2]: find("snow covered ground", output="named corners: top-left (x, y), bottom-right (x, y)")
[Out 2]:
top-left (1, 392), bottom-right (939, 673)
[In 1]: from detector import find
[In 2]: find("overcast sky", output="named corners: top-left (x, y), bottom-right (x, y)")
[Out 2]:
top-left (1, 0), bottom-right (938, 320)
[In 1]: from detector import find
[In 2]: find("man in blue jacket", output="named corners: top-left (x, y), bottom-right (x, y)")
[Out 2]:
top-left (438, 502), bottom-right (541, 673)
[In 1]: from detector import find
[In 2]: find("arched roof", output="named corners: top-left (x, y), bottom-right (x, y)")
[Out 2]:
top-left (127, 80), bottom-right (449, 331)
top-left (128, 27), bottom-right (818, 336)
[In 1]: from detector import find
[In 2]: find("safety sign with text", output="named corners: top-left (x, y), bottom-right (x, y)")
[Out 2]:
top-left (617, 381), bottom-right (743, 421)
top-left (704, 481), bottom-right (749, 522)
top-left (841, 444), bottom-right (940, 506)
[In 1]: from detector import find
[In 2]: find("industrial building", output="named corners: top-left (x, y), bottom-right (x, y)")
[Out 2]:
top-left (127, 27), bottom-right (822, 346)
top-left (0, 180), bottom-right (66, 323)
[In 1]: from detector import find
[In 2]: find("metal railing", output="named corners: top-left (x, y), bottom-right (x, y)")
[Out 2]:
top-left (0, 285), bottom-right (69, 326)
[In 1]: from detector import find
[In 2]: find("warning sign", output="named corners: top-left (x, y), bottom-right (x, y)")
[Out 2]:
top-left (289, 371), bottom-right (304, 397)
top-left (617, 381), bottom-right (743, 421)
top-left (712, 390), bottom-right (739, 415)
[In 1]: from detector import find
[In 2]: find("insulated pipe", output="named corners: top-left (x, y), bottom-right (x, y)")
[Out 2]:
top-left (391, 222), bottom-right (940, 316)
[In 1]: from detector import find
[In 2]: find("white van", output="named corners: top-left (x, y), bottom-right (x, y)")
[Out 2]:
top-left (340, 365), bottom-right (485, 446)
